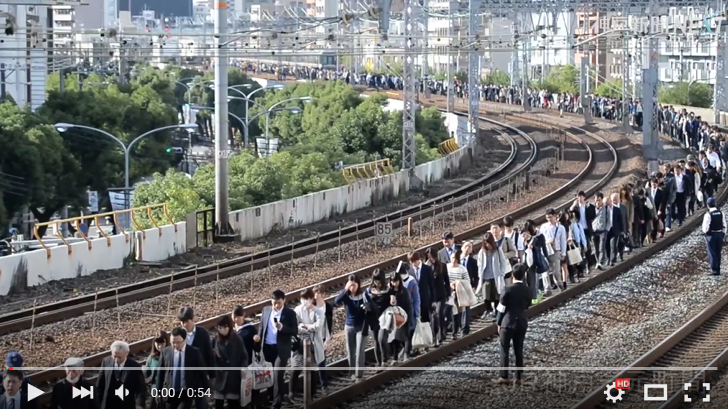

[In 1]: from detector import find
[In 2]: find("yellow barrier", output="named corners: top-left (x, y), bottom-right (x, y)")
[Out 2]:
top-left (33, 203), bottom-right (175, 259)
top-left (437, 138), bottom-right (460, 155)
top-left (342, 159), bottom-right (395, 184)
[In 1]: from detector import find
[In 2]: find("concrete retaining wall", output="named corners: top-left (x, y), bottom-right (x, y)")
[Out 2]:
top-left (0, 222), bottom-right (186, 296)
top-left (229, 111), bottom-right (471, 241)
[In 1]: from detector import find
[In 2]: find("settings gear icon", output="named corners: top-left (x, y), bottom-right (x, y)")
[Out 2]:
top-left (604, 382), bottom-right (626, 403)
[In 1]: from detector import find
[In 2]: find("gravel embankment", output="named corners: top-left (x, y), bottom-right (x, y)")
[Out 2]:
top-left (0, 126), bottom-right (514, 312)
top-left (341, 204), bottom-right (728, 409)
top-left (1, 142), bottom-right (577, 370)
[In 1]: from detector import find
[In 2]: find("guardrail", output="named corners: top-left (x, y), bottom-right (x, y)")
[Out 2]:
top-left (33, 203), bottom-right (174, 259)
top-left (437, 138), bottom-right (460, 155)
top-left (341, 158), bottom-right (396, 184)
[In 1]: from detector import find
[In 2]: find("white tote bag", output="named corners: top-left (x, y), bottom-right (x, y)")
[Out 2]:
top-left (411, 319), bottom-right (434, 348)
top-left (240, 369), bottom-right (254, 407)
top-left (250, 354), bottom-right (274, 391)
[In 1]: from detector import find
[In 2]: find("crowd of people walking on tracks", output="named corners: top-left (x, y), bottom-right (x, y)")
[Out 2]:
top-left (240, 62), bottom-right (645, 124)
top-left (1, 63), bottom-right (725, 409)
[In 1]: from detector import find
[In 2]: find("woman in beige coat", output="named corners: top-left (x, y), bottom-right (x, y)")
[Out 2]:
top-left (475, 232), bottom-right (512, 320)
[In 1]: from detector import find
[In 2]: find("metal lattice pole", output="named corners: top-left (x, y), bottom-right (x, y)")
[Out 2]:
top-left (522, 16), bottom-right (531, 113)
top-left (467, 0), bottom-right (481, 144)
top-left (580, 58), bottom-right (592, 124)
top-left (402, 0), bottom-right (419, 173)
top-left (446, 1), bottom-right (457, 113)
top-left (621, 21), bottom-right (630, 133)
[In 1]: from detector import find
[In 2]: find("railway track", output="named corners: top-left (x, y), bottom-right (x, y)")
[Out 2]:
top-left (24, 110), bottom-right (610, 407)
top-left (571, 273), bottom-right (728, 409)
top-left (0, 116), bottom-right (526, 335)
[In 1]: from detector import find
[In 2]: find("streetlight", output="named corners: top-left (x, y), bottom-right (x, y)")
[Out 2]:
top-left (212, 83), bottom-right (285, 148)
top-left (191, 105), bottom-right (301, 154)
top-left (264, 96), bottom-right (313, 140)
top-left (54, 123), bottom-right (198, 214)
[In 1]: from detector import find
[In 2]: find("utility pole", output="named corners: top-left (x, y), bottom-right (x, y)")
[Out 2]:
top-left (580, 58), bottom-right (592, 124)
top-left (467, 0), bottom-right (481, 144)
top-left (402, 0), bottom-right (422, 190)
top-left (641, 0), bottom-right (660, 175)
top-left (214, 0), bottom-right (233, 237)
top-left (714, 21), bottom-right (727, 125)
top-left (621, 15), bottom-right (630, 133)
top-left (446, 1), bottom-right (457, 113)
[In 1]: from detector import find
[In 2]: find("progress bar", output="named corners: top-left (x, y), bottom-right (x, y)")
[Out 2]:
top-left (15, 366), bottom-right (720, 371)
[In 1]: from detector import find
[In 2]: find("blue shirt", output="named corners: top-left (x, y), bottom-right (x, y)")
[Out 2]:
top-left (265, 309), bottom-right (282, 345)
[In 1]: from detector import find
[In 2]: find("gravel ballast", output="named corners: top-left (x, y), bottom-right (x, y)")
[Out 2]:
top-left (340, 203), bottom-right (728, 409)
top-left (0, 134), bottom-right (574, 370)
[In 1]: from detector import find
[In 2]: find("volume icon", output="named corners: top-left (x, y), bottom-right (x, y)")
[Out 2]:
top-left (114, 385), bottom-right (129, 400)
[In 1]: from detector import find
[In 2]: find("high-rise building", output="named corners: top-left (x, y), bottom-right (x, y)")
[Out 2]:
top-left (120, 0), bottom-right (194, 17)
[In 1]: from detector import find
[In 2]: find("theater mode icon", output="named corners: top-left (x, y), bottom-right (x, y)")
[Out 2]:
top-left (644, 384), bottom-right (668, 401)
top-left (72, 386), bottom-right (94, 399)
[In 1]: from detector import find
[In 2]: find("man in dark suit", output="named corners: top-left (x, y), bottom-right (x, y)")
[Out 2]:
top-left (570, 191), bottom-right (597, 268)
top-left (437, 231), bottom-right (459, 264)
top-left (494, 264), bottom-right (531, 385)
top-left (178, 306), bottom-right (215, 409)
top-left (253, 290), bottom-right (298, 409)
top-left (1, 370), bottom-right (37, 409)
top-left (607, 193), bottom-right (625, 265)
top-left (155, 327), bottom-right (210, 409)
top-left (50, 357), bottom-right (97, 409)
top-left (649, 177), bottom-right (665, 239)
top-left (96, 341), bottom-right (146, 409)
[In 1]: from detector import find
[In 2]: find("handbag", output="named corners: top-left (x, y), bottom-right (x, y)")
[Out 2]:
top-left (249, 354), bottom-right (273, 391)
top-left (566, 244), bottom-right (583, 266)
top-left (393, 310), bottom-right (407, 328)
top-left (412, 319), bottom-right (434, 348)
top-left (240, 369), bottom-right (254, 407)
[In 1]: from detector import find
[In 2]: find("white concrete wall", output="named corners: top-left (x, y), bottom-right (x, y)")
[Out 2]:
top-left (0, 222), bottom-right (187, 296)
top-left (135, 222), bottom-right (188, 262)
top-left (229, 111), bottom-right (471, 241)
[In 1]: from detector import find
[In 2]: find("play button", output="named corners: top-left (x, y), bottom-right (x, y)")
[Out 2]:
top-left (27, 384), bottom-right (43, 401)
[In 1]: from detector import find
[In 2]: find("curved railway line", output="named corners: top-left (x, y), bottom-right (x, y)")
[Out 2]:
top-left (21, 109), bottom-right (614, 407)
top-left (571, 266), bottom-right (728, 409)
top-left (0, 115), bottom-right (527, 335)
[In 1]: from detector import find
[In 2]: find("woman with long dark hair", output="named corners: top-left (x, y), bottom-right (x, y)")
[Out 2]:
top-left (523, 219), bottom-right (550, 301)
top-left (424, 247), bottom-right (450, 346)
top-left (448, 248), bottom-right (472, 339)
top-left (476, 231), bottom-right (511, 320)
top-left (365, 268), bottom-right (395, 368)
top-left (212, 314), bottom-right (247, 409)
top-left (388, 272), bottom-right (414, 361)
top-left (145, 331), bottom-right (169, 409)
top-left (335, 274), bottom-right (367, 381)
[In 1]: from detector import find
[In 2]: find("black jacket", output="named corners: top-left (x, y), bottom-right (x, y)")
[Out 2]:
top-left (430, 262), bottom-right (451, 302)
top-left (155, 345), bottom-right (210, 398)
top-left (96, 357), bottom-right (146, 409)
top-left (258, 306), bottom-right (298, 360)
top-left (608, 205), bottom-right (625, 235)
top-left (50, 378), bottom-right (98, 409)
top-left (189, 325), bottom-right (216, 379)
top-left (212, 332), bottom-right (248, 395)
top-left (415, 263), bottom-right (436, 306)
top-left (462, 255), bottom-right (479, 288)
top-left (496, 282), bottom-right (531, 330)
top-left (237, 323), bottom-right (260, 361)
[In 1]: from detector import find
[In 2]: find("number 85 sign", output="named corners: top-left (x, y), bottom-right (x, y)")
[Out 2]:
top-left (375, 222), bottom-right (393, 245)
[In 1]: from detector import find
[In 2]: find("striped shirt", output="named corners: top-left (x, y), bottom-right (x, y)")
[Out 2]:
top-left (447, 264), bottom-right (469, 283)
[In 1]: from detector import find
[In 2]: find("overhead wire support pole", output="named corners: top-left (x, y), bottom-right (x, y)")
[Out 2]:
top-left (403, 0), bottom-right (423, 190)
top-left (214, 0), bottom-right (234, 238)
top-left (580, 58), bottom-right (592, 124)
top-left (446, 1), bottom-right (457, 113)
top-left (421, 0), bottom-right (430, 99)
top-left (522, 14), bottom-right (531, 113)
top-left (641, 0), bottom-right (660, 175)
top-left (714, 20), bottom-right (727, 125)
top-left (621, 5), bottom-right (631, 133)
top-left (467, 0), bottom-right (481, 145)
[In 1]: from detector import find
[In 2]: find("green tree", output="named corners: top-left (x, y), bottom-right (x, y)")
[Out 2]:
top-left (131, 169), bottom-right (203, 229)
top-left (38, 74), bottom-right (179, 209)
top-left (595, 79), bottom-right (624, 99)
top-left (0, 102), bottom-right (84, 232)
top-left (536, 64), bottom-right (579, 94)
top-left (481, 70), bottom-right (511, 87)
top-left (659, 81), bottom-right (714, 108)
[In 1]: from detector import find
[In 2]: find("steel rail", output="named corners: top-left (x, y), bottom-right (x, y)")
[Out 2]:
top-left (23, 111), bottom-right (543, 404)
top-left (0, 116), bottom-right (522, 335)
top-left (302, 117), bottom-right (620, 409)
top-left (569, 199), bottom-right (728, 409)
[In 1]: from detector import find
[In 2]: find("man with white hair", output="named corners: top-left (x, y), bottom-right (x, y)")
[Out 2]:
top-left (50, 357), bottom-right (95, 409)
top-left (96, 341), bottom-right (146, 409)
